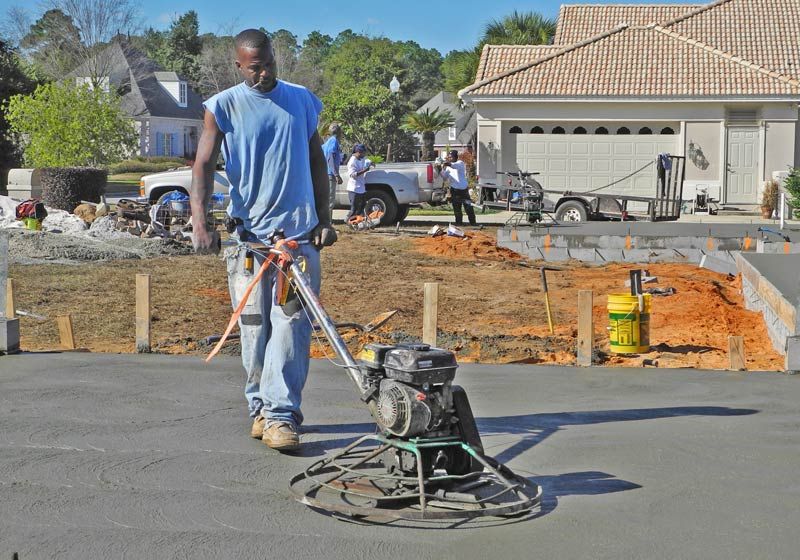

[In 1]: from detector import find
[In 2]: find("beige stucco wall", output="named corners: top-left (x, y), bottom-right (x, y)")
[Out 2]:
top-left (477, 123), bottom-right (499, 182)
top-left (764, 121), bottom-right (797, 180)
top-left (684, 121), bottom-right (722, 182)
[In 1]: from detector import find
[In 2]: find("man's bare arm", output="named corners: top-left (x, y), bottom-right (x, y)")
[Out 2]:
top-left (309, 131), bottom-right (337, 248)
top-left (190, 110), bottom-right (224, 253)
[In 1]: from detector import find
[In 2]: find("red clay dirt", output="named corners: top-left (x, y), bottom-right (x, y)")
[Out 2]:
top-left (10, 228), bottom-right (783, 371)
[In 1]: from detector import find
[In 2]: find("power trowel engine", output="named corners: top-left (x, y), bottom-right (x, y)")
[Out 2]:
top-left (357, 342), bottom-right (483, 478)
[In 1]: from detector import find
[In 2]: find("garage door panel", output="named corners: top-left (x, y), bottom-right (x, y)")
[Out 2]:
top-left (516, 133), bottom-right (678, 198)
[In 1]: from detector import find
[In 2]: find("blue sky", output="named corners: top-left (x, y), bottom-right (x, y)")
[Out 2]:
top-left (2, 0), bottom-right (692, 54)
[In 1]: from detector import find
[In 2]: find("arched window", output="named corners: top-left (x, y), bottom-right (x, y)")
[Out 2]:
top-left (595, 126), bottom-right (609, 135)
top-left (617, 126), bottom-right (630, 135)
top-left (530, 126), bottom-right (544, 134)
top-left (660, 127), bottom-right (675, 135)
top-left (574, 126), bottom-right (587, 134)
top-left (552, 126), bottom-right (565, 134)
top-left (509, 126), bottom-right (522, 134)
top-left (638, 127), bottom-right (652, 134)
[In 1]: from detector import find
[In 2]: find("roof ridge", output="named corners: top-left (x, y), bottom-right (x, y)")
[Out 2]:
top-left (660, 0), bottom-right (733, 27)
top-left (652, 24), bottom-right (800, 87)
top-left (460, 24), bottom-right (629, 97)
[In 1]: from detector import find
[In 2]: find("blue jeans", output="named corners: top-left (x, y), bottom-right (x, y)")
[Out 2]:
top-left (225, 241), bottom-right (321, 426)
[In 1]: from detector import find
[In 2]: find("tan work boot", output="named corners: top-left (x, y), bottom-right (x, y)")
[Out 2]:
top-left (262, 421), bottom-right (300, 451)
top-left (250, 415), bottom-right (266, 439)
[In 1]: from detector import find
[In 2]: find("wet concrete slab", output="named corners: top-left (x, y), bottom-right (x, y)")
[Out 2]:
top-left (1, 353), bottom-right (799, 559)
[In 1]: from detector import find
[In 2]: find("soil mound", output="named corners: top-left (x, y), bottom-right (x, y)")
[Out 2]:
top-left (412, 231), bottom-right (524, 262)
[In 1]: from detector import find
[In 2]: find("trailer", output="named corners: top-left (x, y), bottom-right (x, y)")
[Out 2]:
top-left (477, 155), bottom-right (686, 224)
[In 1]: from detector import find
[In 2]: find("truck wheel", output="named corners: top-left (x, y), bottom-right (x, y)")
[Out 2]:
top-left (555, 200), bottom-right (588, 222)
top-left (396, 204), bottom-right (410, 223)
top-left (364, 189), bottom-right (398, 225)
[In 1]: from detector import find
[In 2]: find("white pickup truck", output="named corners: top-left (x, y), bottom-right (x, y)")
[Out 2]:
top-left (138, 162), bottom-right (447, 225)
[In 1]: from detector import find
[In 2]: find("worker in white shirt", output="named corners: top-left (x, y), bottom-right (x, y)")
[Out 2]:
top-left (346, 143), bottom-right (373, 221)
top-left (441, 149), bottom-right (476, 226)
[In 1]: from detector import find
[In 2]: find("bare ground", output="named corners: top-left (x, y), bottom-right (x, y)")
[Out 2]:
top-left (8, 228), bottom-right (783, 371)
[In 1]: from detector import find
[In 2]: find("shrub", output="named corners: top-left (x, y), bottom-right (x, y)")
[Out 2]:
top-left (783, 167), bottom-right (800, 218)
top-left (40, 167), bottom-right (107, 211)
top-left (108, 158), bottom-right (187, 174)
top-left (761, 179), bottom-right (780, 213)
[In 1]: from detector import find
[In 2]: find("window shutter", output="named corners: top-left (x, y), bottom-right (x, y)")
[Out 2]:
top-left (156, 133), bottom-right (163, 156)
top-left (172, 133), bottom-right (178, 156)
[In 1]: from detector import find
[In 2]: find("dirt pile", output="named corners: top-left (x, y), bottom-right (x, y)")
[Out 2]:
top-left (413, 231), bottom-right (525, 262)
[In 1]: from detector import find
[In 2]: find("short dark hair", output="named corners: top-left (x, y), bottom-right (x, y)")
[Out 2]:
top-left (235, 29), bottom-right (271, 50)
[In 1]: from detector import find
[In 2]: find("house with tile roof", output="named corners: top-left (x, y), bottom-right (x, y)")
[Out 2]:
top-left (460, 0), bottom-right (800, 207)
top-left (70, 40), bottom-right (205, 159)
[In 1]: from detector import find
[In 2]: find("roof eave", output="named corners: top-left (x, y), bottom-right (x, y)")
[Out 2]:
top-left (464, 95), bottom-right (800, 103)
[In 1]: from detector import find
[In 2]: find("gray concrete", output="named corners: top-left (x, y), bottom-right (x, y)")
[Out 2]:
top-left (0, 317), bottom-right (19, 354)
top-left (740, 253), bottom-right (800, 301)
top-left (0, 231), bottom-right (7, 316)
top-left (1, 354), bottom-right (799, 559)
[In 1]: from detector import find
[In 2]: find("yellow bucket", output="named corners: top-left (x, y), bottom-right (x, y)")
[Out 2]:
top-left (608, 293), bottom-right (651, 354)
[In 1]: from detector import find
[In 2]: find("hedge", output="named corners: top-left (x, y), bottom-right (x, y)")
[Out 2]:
top-left (108, 158), bottom-right (187, 174)
top-left (40, 167), bottom-right (107, 211)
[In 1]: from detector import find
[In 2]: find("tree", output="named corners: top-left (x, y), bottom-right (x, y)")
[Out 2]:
top-left (441, 48), bottom-right (481, 96)
top-left (196, 33), bottom-right (238, 97)
top-left (157, 11), bottom-right (202, 84)
top-left (401, 107), bottom-right (454, 162)
top-left (19, 9), bottom-right (83, 80)
top-left (269, 29), bottom-right (299, 81)
top-left (34, 0), bottom-right (140, 88)
top-left (322, 80), bottom-right (416, 161)
top-left (293, 31), bottom-right (332, 94)
top-left (0, 39), bottom-right (36, 174)
top-left (5, 81), bottom-right (138, 167)
top-left (482, 10), bottom-right (556, 45)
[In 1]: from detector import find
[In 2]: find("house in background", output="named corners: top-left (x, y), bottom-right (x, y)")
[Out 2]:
top-left (70, 41), bottom-right (205, 159)
top-left (414, 91), bottom-right (477, 159)
top-left (460, 0), bottom-right (800, 207)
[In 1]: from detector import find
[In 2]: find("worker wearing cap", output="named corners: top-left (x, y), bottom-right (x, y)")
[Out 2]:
top-left (190, 29), bottom-right (337, 452)
top-left (322, 123), bottom-right (343, 214)
top-left (441, 150), bottom-right (476, 226)
top-left (346, 144), bottom-right (373, 221)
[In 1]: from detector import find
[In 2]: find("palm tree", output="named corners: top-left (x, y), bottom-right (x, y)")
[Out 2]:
top-left (402, 108), bottom-right (454, 161)
top-left (482, 10), bottom-right (556, 46)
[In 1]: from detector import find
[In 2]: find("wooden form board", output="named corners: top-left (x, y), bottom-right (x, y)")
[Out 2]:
top-left (57, 315), bottom-right (76, 350)
top-left (577, 290), bottom-right (593, 367)
top-left (728, 336), bottom-right (746, 371)
top-left (422, 282), bottom-right (439, 346)
top-left (136, 274), bottom-right (151, 353)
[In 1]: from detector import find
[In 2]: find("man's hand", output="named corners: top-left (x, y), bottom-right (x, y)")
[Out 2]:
top-left (336, 175), bottom-right (343, 185)
top-left (192, 226), bottom-right (221, 255)
top-left (312, 224), bottom-right (337, 249)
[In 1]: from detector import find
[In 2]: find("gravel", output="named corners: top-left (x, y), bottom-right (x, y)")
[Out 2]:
top-left (6, 228), bottom-right (193, 265)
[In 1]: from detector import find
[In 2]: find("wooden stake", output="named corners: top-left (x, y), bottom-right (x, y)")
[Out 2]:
top-left (577, 290), bottom-right (593, 367)
top-left (56, 315), bottom-right (76, 350)
top-left (136, 274), bottom-right (151, 353)
top-left (6, 278), bottom-right (16, 319)
top-left (422, 282), bottom-right (439, 347)
top-left (728, 336), bottom-right (745, 371)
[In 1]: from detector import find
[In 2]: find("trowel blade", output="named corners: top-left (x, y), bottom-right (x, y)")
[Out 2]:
top-left (363, 309), bottom-right (399, 333)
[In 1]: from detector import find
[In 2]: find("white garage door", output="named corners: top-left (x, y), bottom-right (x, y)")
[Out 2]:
top-left (516, 134), bottom-right (678, 197)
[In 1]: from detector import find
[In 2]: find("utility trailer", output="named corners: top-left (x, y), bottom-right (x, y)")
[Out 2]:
top-left (477, 155), bottom-right (686, 224)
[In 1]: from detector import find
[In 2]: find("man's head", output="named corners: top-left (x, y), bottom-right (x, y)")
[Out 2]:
top-left (353, 144), bottom-right (367, 159)
top-left (234, 29), bottom-right (277, 93)
top-left (328, 123), bottom-right (342, 138)
top-left (447, 150), bottom-right (459, 163)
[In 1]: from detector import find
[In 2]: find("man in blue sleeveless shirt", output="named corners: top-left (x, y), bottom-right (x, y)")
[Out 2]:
top-left (190, 29), bottom-right (336, 451)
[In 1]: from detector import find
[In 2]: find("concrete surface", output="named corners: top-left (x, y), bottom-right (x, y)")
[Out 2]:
top-left (1, 354), bottom-right (799, 559)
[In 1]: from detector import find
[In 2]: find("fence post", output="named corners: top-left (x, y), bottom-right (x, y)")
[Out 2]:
top-left (423, 282), bottom-right (439, 347)
top-left (577, 290), bottom-right (593, 367)
top-left (136, 274), bottom-right (151, 353)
